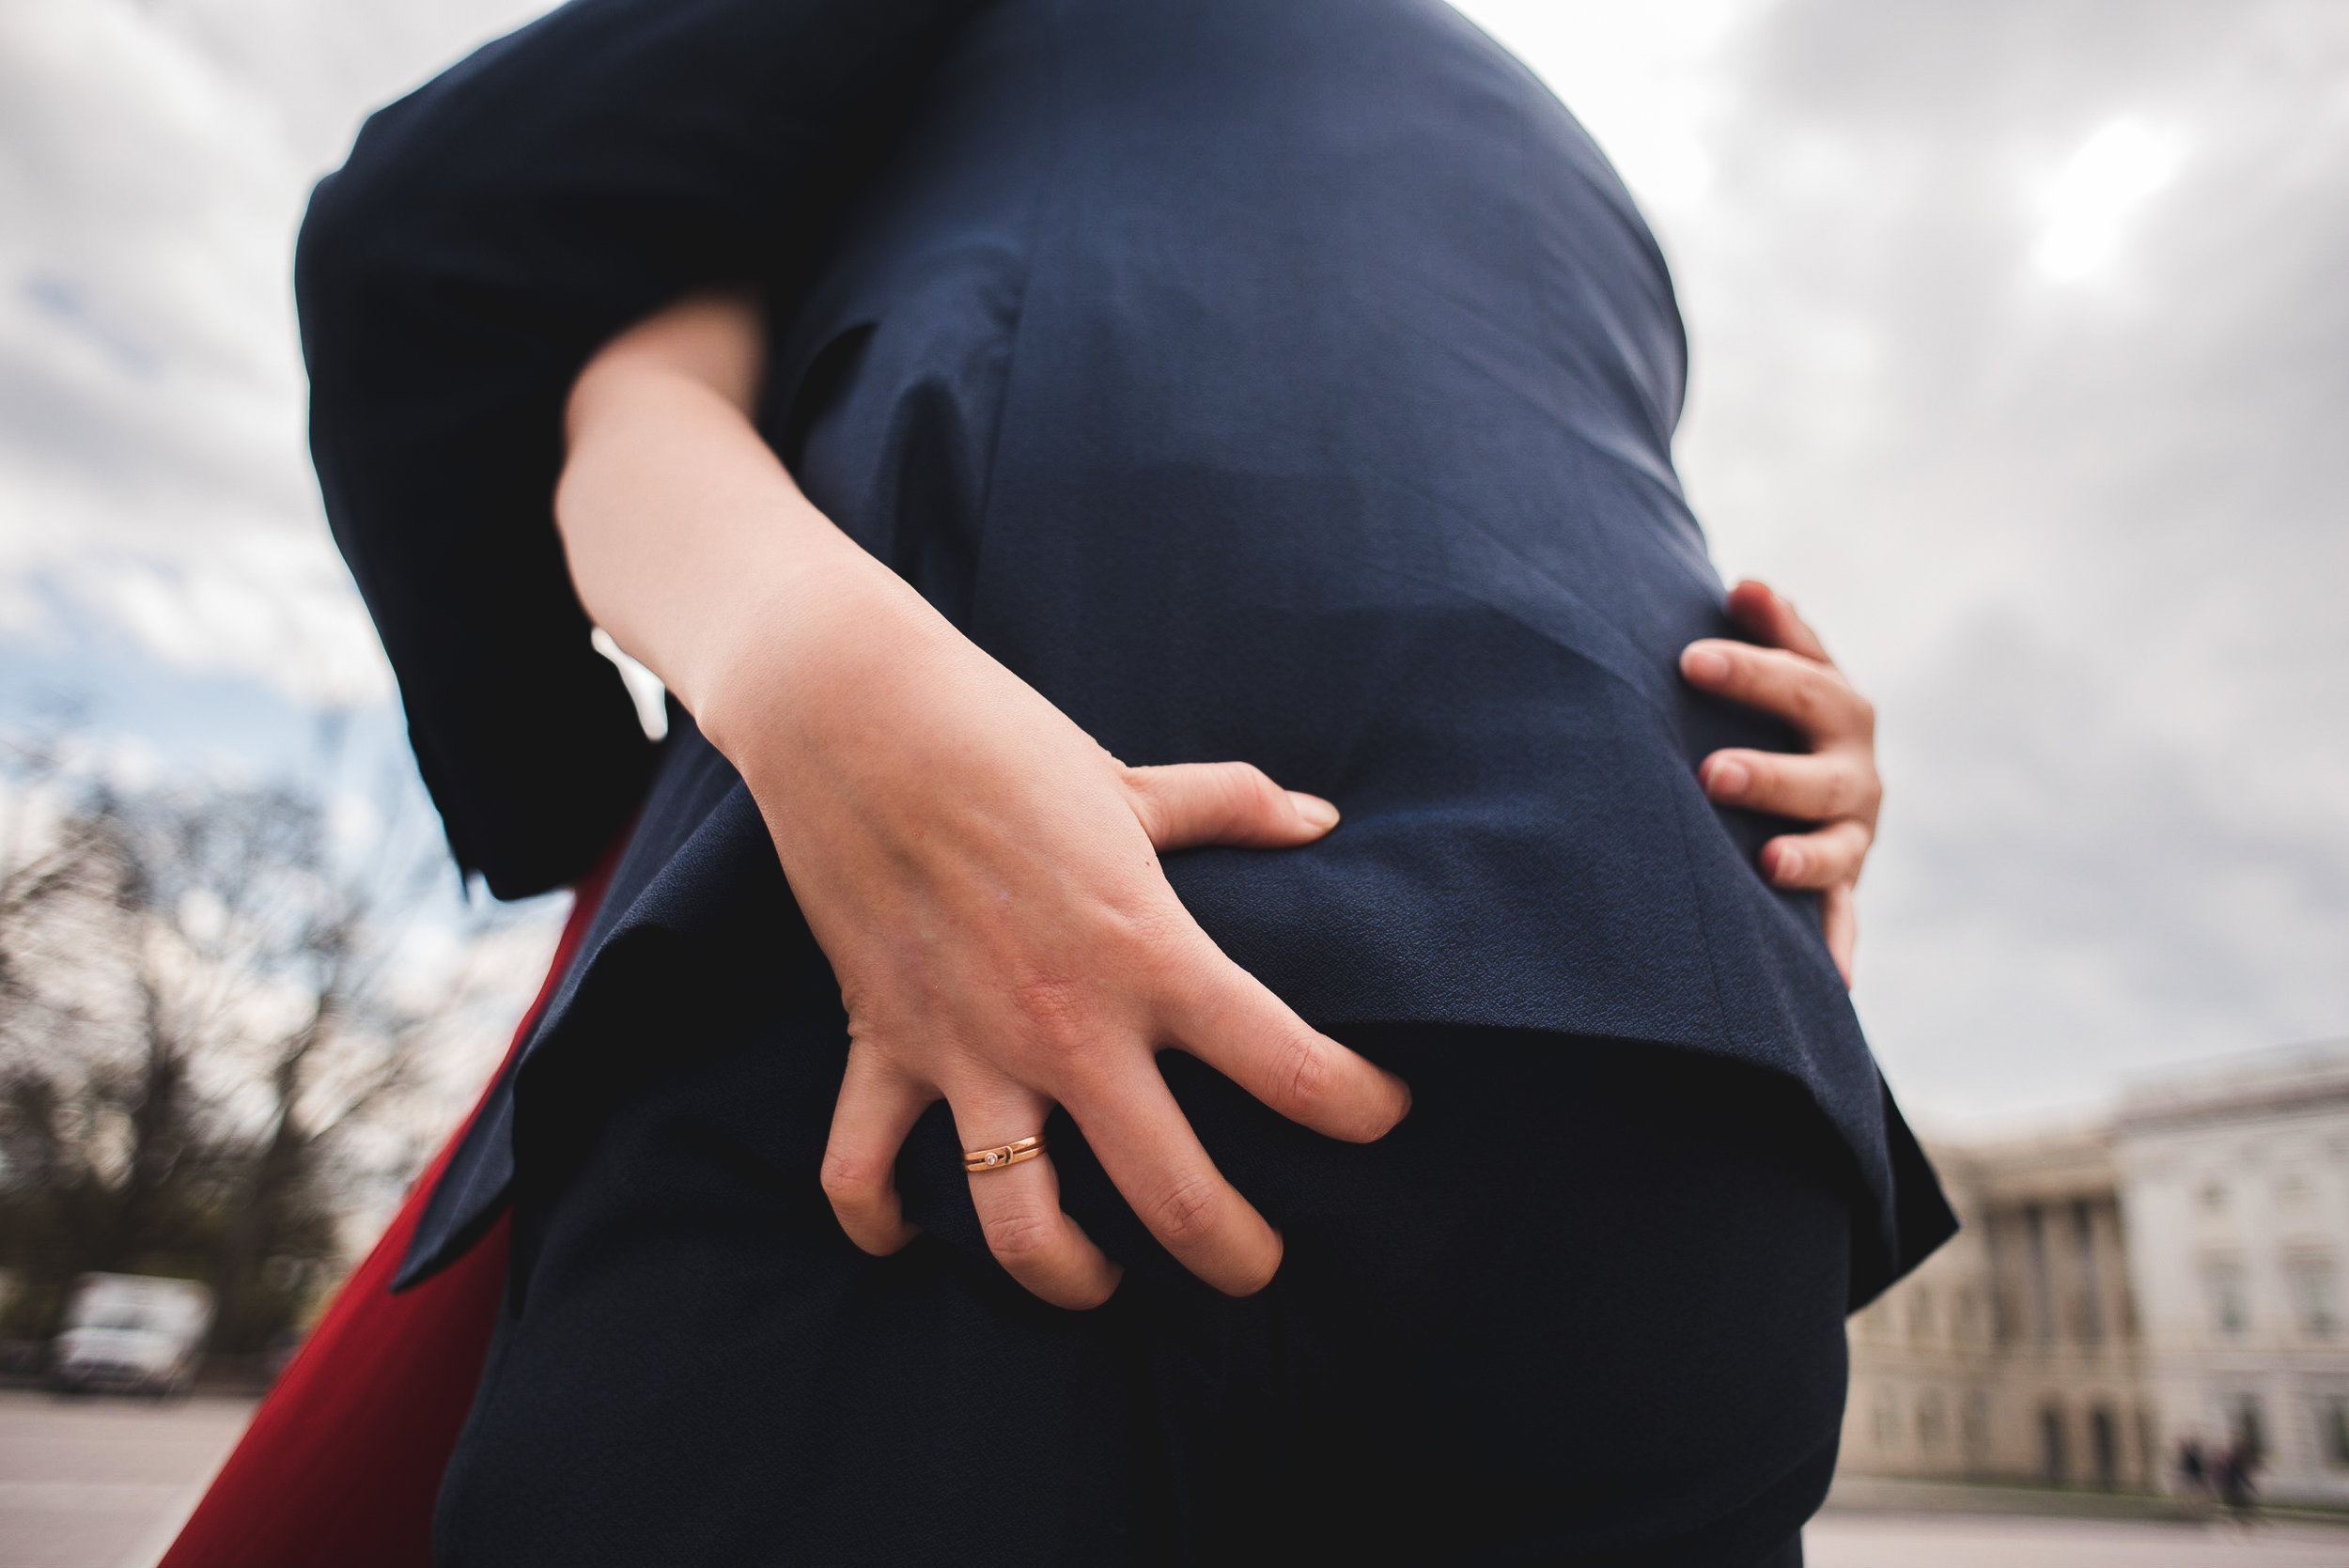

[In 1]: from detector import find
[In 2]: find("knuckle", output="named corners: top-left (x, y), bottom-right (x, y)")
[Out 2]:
top-left (1212, 758), bottom-right (1268, 790)
top-left (1237, 762), bottom-right (1285, 809)
top-left (1273, 1031), bottom-right (1336, 1110)
top-left (1149, 1174), bottom-right (1223, 1250)
top-left (1786, 674), bottom-right (1832, 728)
top-left (819, 1149), bottom-right (886, 1206)
top-left (1821, 768), bottom-right (1865, 817)
top-left (836, 980), bottom-right (884, 1030)
top-left (982, 1202), bottom-right (1059, 1265)
top-left (1210, 761), bottom-right (1280, 826)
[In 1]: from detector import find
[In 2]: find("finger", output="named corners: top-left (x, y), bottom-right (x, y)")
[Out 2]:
top-left (1726, 579), bottom-right (1831, 664)
top-left (1681, 643), bottom-right (1873, 745)
top-left (1821, 882), bottom-right (1858, 987)
top-left (1064, 1066), bottom-right (1283, 1296)
top-left (1700, 747), bottom-right (1879, 825)
top-left (1157, 944), bottom-right (1409, 1143)
top-left (819, 1045), bottom-right (932, 1256)
top-left (1125, 760), bottom-right (1339, 851)
top-left (950, 1085), bottom-right (1123, 1310)
top-left (1760, 819), bottom-right (1874, 891)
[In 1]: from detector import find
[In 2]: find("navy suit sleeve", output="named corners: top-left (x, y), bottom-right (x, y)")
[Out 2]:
top-left (296, 0), bottom-right (988, 897)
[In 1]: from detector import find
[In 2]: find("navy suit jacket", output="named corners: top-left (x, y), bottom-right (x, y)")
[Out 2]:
top-left (297, 0), bottom-right (1953, 1302)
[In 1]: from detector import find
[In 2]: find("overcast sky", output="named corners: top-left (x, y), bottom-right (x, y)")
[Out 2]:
top-left (3, 0), bottom-right (2342, 1129)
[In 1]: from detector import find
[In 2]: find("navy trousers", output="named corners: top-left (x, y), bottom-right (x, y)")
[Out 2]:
top-left (437, 1010), bottom-right (1849, 1566)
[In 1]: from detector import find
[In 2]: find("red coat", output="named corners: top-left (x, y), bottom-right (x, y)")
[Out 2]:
top-left (161, 855), bottom-right (614, 1568)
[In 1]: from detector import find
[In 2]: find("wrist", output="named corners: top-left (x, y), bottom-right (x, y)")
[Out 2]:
top-left (686, 544), bottom-right (945, 773)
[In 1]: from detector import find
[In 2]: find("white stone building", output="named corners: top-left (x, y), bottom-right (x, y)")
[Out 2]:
top-left (2114, 1044), bottom-right (2349, 1504)
top-left (1840, 1041), bottom-right (2349, 1504)
top-left (1842, 1125), bottom-right (2154, 1489)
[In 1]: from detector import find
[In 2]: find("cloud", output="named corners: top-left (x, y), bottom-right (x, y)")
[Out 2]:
top-left (0, 0), bottom-right (549, 705)
top-left (1453, 1), bottom-right (1775, 215)
top-left (6, 0), bottom-right (2345, 1120)
top-left (2029, 116), bottom-right (2191, 282)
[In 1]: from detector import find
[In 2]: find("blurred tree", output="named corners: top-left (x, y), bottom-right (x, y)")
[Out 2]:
top-left (0, 736), bottom-right (525, 1356)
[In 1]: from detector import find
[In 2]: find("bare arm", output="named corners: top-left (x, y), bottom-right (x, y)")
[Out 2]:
top-left (556, 290), bottom-right (1410, 1309)
top-left (557, 290), bottom-right (865, 723)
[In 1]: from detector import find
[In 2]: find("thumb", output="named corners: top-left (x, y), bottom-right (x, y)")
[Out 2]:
top-left (1124, 761), bottom-right (1340, 852)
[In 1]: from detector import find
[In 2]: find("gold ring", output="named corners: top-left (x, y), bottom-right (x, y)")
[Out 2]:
top-left (962, 1135), bottom-right (1045, 1173)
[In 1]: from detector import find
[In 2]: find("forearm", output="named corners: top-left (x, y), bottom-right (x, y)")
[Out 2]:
top-left (554, 293), bottom-right (944, 751)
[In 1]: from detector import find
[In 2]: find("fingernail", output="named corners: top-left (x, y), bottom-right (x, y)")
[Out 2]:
top-left (1288, 792), bottom-right (1341, 831)
top-left (1707, 759), bottom-right (1750, 798)
top-left (1685, 647), bottom-right (1731, 683)
top-left (1775, 846), bottom-right (1805, 881)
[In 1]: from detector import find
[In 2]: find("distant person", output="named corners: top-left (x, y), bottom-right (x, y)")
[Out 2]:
top-left (2176, 1436), bottom-right (2212, 1519)
top-left (176, 0), bottom-right (1958, 1563)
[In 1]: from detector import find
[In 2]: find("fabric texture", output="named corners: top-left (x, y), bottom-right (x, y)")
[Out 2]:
top-left (295, 0), bottom-right (1953, 1300)
top-left (440, 989), bottom-right (1855, 1567)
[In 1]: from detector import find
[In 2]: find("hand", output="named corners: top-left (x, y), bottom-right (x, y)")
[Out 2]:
top-left (555, 292), bottom-right (1411, 1313)
top-left (736, 567), bottom-right (1410, 1311)
top-left (1678, 580), bottom-right (1880, 986)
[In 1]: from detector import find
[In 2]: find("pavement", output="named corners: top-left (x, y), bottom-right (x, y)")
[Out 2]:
top-left (0, 1391), bottom-right (252, 1568)
top-left (3, 1387), bottom-right (2349, 1567)
top-left (1805, 1512), bottom-right (2349, 1565)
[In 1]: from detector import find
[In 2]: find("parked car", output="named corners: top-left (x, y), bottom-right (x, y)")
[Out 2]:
top-left (48, 1273), bottom-right (213, 1397)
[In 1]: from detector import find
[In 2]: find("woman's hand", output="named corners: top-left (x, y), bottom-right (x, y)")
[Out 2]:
top-left (722, 564), bottom-right (1411, 1312)
top-left (1678, 581), bottom-right (1880, 986)
top-left (555, 291), bottom-right (1410, 1311)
